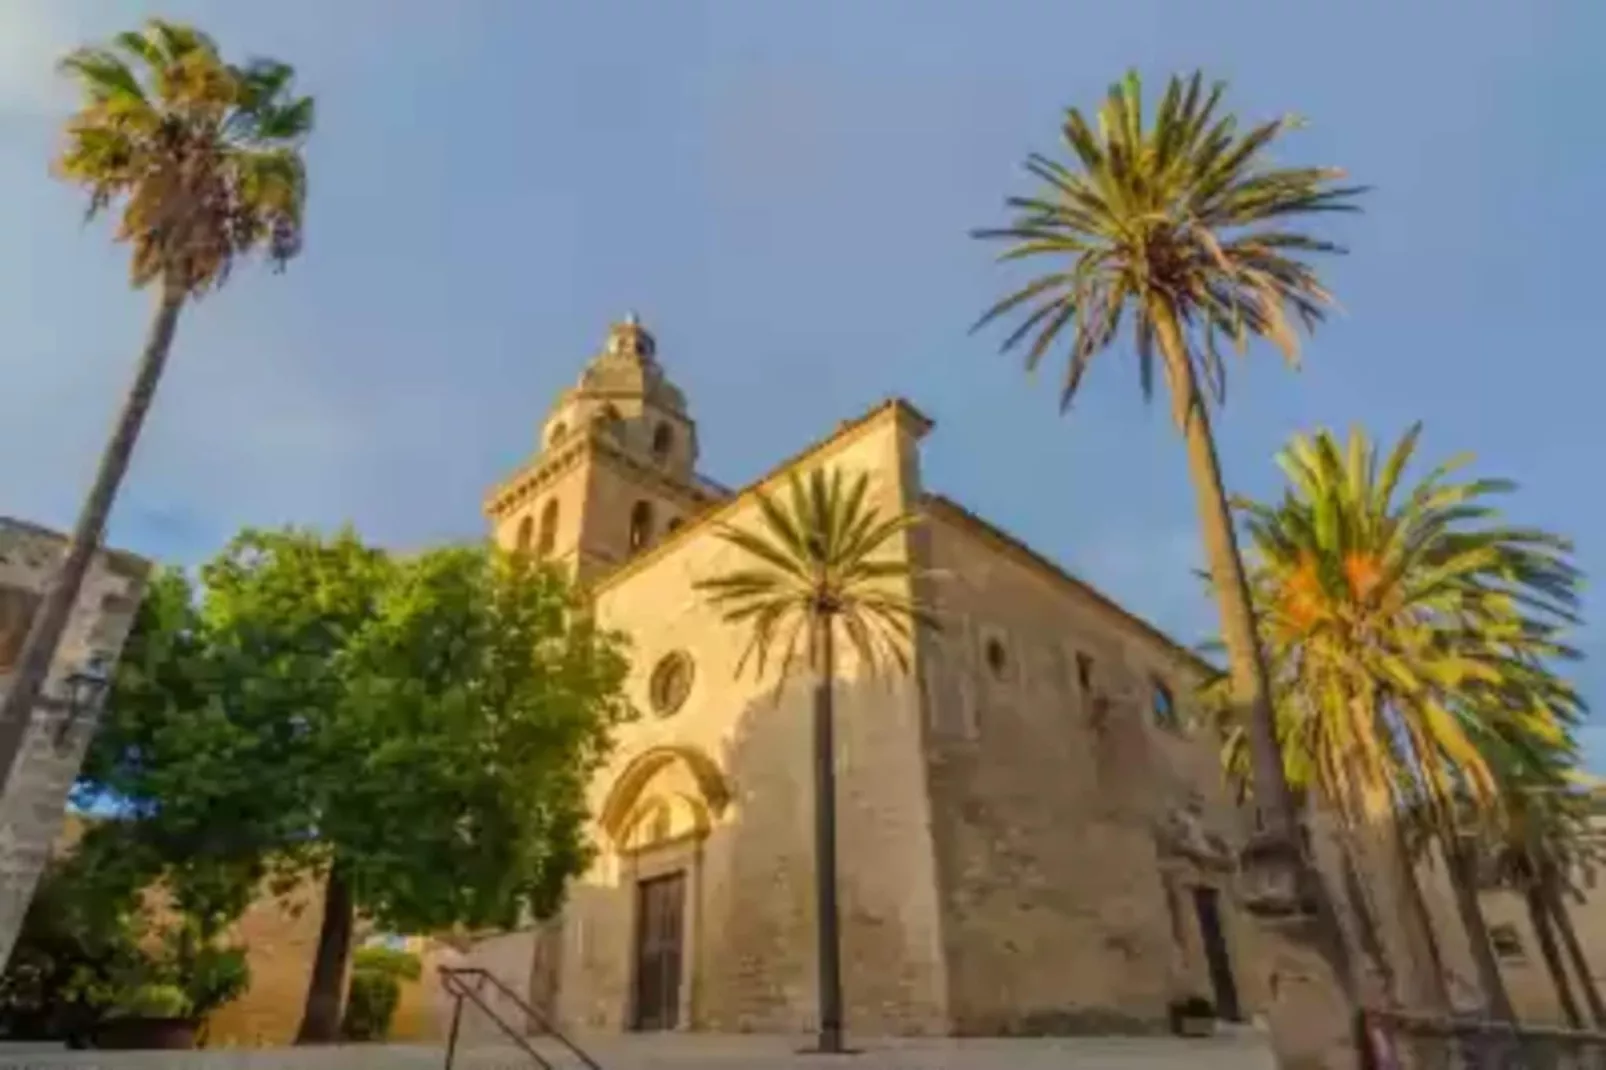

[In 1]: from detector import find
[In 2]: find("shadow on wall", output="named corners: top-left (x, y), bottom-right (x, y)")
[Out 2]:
top-left (451, 663), bottom-right (955, 1040)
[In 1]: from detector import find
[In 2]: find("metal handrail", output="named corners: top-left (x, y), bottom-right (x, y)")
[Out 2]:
top-left (438, 965), bottom-right (602, 1070)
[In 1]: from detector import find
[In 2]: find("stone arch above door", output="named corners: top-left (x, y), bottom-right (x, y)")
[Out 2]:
top-left (598, 744), bottom-right (733, 849)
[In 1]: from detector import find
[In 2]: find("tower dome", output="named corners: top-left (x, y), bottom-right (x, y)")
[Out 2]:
top-left (570, 312), bottom-right (688, 416)
top-left (539, 314), bottom-right (697, 476)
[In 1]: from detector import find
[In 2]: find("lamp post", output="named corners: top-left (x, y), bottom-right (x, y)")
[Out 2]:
top-left (35, 655), bottom-right (112, 751)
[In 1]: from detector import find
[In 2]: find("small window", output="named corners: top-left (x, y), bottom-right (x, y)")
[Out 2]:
top-left (514, 515), bottom-right (534, 553)
top-left (648, 652), bottom-right (694, 717)
top-left (666, 517), bottom-right (684, 535)
top-left (1490, 923), bottom-right (1524, 960)
top-left (629, 501), bottom-right (654, 552)
top-left (537, 499), bottom-right (559, 557)
top-left (984, 637), bottom-right (1009, 680)
top-left (652, 423), bottom-right (673, 461)
top-left (548, 421), bottom-right (568, 446)
top-left (1152, 678), bottom-right (1180, 730)
top-left (1075, 652), bottom-right (1095, 692)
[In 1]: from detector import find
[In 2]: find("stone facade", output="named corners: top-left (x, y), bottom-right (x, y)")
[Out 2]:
top-left (0, 518), bottom-right (148, 969)
top-left (480, 319), bottom-right (1264, 1039)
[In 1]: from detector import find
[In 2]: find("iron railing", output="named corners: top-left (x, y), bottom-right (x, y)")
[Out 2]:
top-left (1361, 1009), bottom-right (1606, 1070)
top-left (438, 965), bottom-right (602, 1070)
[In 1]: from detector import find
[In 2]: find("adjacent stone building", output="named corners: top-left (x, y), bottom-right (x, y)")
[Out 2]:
top-left (471, 317), bottom-right (1262, 1037)
top-left (0, 518), bottom-right (149, 968)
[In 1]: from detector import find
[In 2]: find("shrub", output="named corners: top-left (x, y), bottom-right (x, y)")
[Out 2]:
top-left (352, 945), bottom-right (421, 982)
top-left (113, 983), bottom-right (191, 1020)
top-left (340, 969), bottom-right (401, 1042)
top-left (179, 944), bottom-right (249, 1019)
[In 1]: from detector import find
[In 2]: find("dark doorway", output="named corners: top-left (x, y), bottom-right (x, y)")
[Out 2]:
top-left (632, 871), bottom-right (686, 1031)
top-left (1192, 885), bottom-right (1242, 1022)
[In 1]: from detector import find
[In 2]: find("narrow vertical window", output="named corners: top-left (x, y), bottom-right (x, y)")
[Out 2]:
top-left (538, 500), bottom-right (559, 557)
top-left (1075, 652), bottom-right (1094, 693)
top-left (1152, 677), bottom-right (1179, 730)
top-left (515, 515), bottom-right (534, 554)
top-left (629, 501), bottom-right (654, 552)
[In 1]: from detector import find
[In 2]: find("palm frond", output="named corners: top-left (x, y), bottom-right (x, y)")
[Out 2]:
top-left (693, 465), bottom-right (938, 700)
top-left (975, 69), bottom-right (1364, 421)
top-left (53, 18), bottom-right (314, 293)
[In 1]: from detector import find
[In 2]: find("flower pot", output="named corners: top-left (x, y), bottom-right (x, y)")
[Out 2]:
top-left (88, 1016), bottom-right (200, 1050)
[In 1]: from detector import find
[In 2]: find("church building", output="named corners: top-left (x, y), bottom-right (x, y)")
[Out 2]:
top-left (479, 316), bottom-right (1260, 1037)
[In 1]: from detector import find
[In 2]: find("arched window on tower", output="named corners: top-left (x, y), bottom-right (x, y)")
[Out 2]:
top-left (537, 499), bottom-right (559, 557)
top-left (514, 515), bottom-right (534, 554)
top-left (548, 421), bottom-right (568, 447)
top-left (651, 422), bottom-right (673, 462)
top-left (629, 501), bottom-right (654, 552)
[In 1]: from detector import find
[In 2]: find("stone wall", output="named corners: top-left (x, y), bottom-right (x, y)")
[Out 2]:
top-left (0, 517), bottom-right (148, 970)
top-left (912, 500), bottom-right (1259, 1035)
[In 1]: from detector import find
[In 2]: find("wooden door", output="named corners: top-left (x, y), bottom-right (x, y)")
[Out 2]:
top-left (632, 871), bottom-right (686, 1031)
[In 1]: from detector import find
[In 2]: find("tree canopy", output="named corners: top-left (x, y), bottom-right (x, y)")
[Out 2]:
top-left (76, 527), bottom-right (633, 1028)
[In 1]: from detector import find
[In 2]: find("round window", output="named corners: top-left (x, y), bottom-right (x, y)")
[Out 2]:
top-left (649, 651), bottom-right (695, 717)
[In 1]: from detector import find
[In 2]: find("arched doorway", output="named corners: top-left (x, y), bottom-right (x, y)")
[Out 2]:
top-left (597, 746), bottom-right (732, 1032)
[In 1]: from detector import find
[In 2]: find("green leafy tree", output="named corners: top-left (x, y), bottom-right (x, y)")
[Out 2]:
top-left (0, 20), bottom-right (312, 785)
top-left (693, 466), bottom-right (934, 1054)
top-left (80, 529), bottom-right (632, 1044)
top-left (1207, 424), bottom-right (1585, 1021)
top-left (972, 70), bottom-right (1363, 921)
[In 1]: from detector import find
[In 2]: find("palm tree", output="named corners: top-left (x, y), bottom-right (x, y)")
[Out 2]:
top-left (972, 70), bottom-right (1364, 923)
top-left (693, 466), bottom-right (934, 1053)
top-left (1214, 424), bottom-right (1584, 1022)
top-left (0, 20), bottom-right (312, 791)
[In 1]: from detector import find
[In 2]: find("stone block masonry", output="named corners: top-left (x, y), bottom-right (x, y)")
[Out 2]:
top-left (0, 517), bottom-right (149, 969)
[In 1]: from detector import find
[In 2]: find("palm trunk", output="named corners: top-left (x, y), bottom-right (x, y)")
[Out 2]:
top-left (810, 612), bottom-right (844, 1053)
top-left (1393, 819), bottom-right (1452, 1014)
top-left (0, 285), bottom-right (185, 795)
top-left (1543, 876), bottom-right (1606, 1027)
top-left (1151, 310), bottom-right (1296, 856)
top-left (1329, 809), bottom-right (1399, 1008)
top-left (1443, 838), bottom-right (1516, 1022)
top-left (1526, 882), bottom-right (1582, 1028)
top-left (296, 864), bottom-right (356, 1045)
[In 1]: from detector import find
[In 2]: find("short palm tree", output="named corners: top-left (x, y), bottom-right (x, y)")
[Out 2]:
top-left (1485, 746), bottom-right (1606, 1029)
top-left (0, 20), bottom-right (311, 788)
top-left (1213, 424), bottom-right (1584, 1021)
top-left (694, 466), bottom-right (934, 1053)
top-left (972, 70), bottom-right (1363, 921)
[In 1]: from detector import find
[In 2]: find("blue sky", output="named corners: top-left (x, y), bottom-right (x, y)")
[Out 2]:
top-left (2, 1), bottom-right (1602, 761)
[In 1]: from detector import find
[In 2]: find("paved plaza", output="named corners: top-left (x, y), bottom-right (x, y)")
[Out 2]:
top-left (0, 1030), bottom-right (1275, 1070)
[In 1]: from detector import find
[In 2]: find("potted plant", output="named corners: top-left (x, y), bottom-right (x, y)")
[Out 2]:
top-left (1168, 994), bottom-right (1216, 1037)
top-left (89, 982), bottom-right (199, 1050)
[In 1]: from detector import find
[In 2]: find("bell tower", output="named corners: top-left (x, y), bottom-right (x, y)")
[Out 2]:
top-left (484, 314), bottom-right (722, 582)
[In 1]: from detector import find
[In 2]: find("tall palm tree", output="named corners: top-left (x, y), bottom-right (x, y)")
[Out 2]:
top-left (1213, 424), bottom-right (1584, 1022)
top-left (693, 466), bottom-right (934, 1053)
top-left (0, 20), bottom-right (312, 791)
top-left (972, 70), bottom-right (1364, 923)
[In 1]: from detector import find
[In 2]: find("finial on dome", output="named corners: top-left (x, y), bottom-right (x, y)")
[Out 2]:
top-left (605, 312), bottom-right (656, 361)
